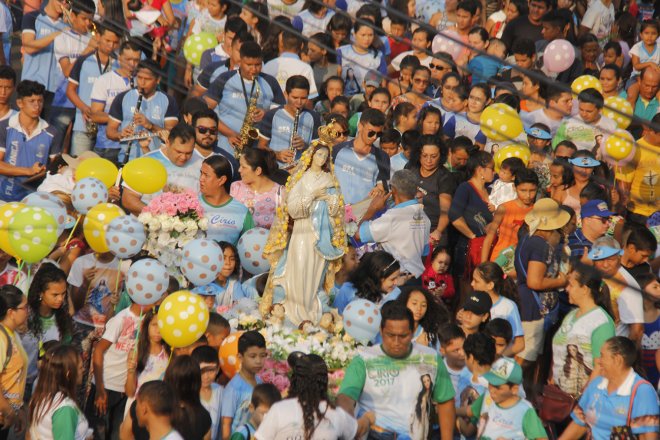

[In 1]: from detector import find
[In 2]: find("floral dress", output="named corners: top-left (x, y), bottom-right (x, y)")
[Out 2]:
top-left (230, 180), bottom-right (282, 229)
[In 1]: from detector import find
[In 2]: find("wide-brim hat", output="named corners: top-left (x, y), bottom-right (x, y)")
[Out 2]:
top-left (524, 198), bottom-right (571, 234)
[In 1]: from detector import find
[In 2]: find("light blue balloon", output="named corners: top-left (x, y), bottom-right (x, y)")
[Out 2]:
top-left (180, 238), bottom-right (224, 286)
top-left (343, 299), bottom-right (382, 342)
top-left (105, 215), bottom-right (146, 259)
top-left (71, 177), bottom-right (108, 214)
top-left (126, 258), bottom-right (169, 305)
top-left (236, 227), bottom-right (270, 275)
top-left (22, 192), bottom-right (71, 236)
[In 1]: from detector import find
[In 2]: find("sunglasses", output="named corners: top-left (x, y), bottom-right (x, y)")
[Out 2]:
top-left (337, 130), bottom-right (349, 137)
top-left (196, 126), bottom-right (217, 135)
top-left (367, 130), bottom-right (382, 138)
top-left (430, 64), bottom-right (448, 71)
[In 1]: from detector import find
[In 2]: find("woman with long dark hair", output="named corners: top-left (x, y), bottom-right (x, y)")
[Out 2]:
top-left (256, 353), bottom-right (357, 439)
top-left (337, 21), bottom-right (386, 97)
top-left (397, 287), bottom-right (448, 347)
top-left (28, 345), bottom-right (91, 439)
top-left (333, 251), bottom-right (401, 314)
top-left (0, 285), bottom-right (28, 440)
top-left (410, 373), bottom-right (433, 439)
top-left (23, 263), bottom-right (73, 395)
top-left (165, 355), bottom-right (212, 440)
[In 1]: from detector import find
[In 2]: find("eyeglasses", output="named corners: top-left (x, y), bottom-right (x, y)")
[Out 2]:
top-left (413, 78), bottom-right (429, 84)
top-left (367, 130), bottom-right (382, 138)
top-left (196, 126), bottom-right (217, 135)
top-left (591, 216), bottom-right (610, 224)
top-left (430, 64), bottom-right (449, 71)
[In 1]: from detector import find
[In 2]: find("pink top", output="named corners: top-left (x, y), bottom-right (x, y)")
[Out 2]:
top-left (230, 180), bottom-right (282, 229)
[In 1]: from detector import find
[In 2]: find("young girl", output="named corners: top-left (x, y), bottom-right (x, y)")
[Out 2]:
top-left (333, 251), bottom-right (401, 314)
top-left (444, 83), bottom-right (489, 148)
top-left (125, 309), bottom-right (170, 418)
top-left (416, 105), bottom-right (442, 137)
top-left (194, 242), bottom-right (247, 310)
top-left (421, 247), bottom-right (456, 306)
top-left (548, 158), bottom-right (575, 206)
top-left (326, 13), bottom-right (351, 49)
top-left (489, 156), bottom-right (525, 209)
top-left (314, 76), bottom-right (344, 117)
top-left (397, 287), bottom-right (449, 348)
top-left (458, 291), bottom-right (492, 336)
top-left (388, 101), bottom-right (417, 135)
top-left (388, 55), bottom-right (419, 100)
top-left (337, 21), bottom-right (387, 97)
top-left (629, 20), bottom-right (659, 79)
top-left (240, 1), bottom-right (269, 44)
top-left (471, 262), bottom-right (525, 356)
top-left (520, 70), bottom-right (545, 113)
top-left (349, 87), bottom-right (391, 136)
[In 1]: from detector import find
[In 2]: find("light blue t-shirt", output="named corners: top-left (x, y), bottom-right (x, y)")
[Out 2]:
top-left (491, 296), bottom-right (524, 338)
top-left (200, 196), bottom-right (253, 246)
top-left (336, 44), bottom-right (387, 97)
top-left (192, 279), bottom-right (248, 308)
top-left (444, 113), bottom-right (487, 145)
top-left (221, 374), bottom-right (264, 434)
top-left (258, 106), bottom-right (321, 168)
top-left (332, 140), bottom-right (389, 205)
top-left (68, 53), bottom-right (117, 133)
top-left (390, 152), bottom-right (408, 178)
top-left (0, 2), bottom-right (12, 64)
top-left (21, 11), bottom-right (67, 92)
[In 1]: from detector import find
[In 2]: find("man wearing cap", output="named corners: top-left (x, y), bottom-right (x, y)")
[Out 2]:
top-left (589, 236), bottom-right (644, 345)
top-left (456, 357), bottom-right (547, 439)
top-left (337, 302), bottom-right (456, 440)
top-left (568, 199), bottom-right (613, 259)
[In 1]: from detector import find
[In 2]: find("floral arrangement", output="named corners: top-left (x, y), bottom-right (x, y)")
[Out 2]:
top-left (138, 190), bottom-right (208, 269)
top-left (344, 205), bottom-right (358, 237)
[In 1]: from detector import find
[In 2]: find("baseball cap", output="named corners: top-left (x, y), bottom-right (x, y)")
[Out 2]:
top-left (483, 357), bottom-right (523, 386)
top-left (364, 70), bottom-right (380, 88)
top-left (568, 156), bottom-right (600, 168)
top-left (462, 291), bottom-right (492, 316)
top-left (525, 126), bottom-right (551, 140)
top-left (191, 284), bottom-right (217, 297)
top-left (581, 199), bottom-right (614, 218)
top-left (588, 236), bottom-right (622, 261)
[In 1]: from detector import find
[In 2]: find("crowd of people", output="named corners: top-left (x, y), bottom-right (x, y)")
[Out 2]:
top-left (0, 0), bottom-right (657, 437)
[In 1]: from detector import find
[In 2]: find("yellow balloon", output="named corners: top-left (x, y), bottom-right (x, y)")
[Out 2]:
top-left (494, 144), bottom-right (531, 172)
top-left (123, 157), bottom-right (167, 194)
top-left (0, 202), bottom-right (25, 258)
top-left (480, 103), bottom-right (524, 142)
top-left (603, 96), bottom-right (633, 129)
top-left (604, 129), bottom-right (635, 162)
top-left (75, 158), bottom-right (119, 188)
top-left (571, 75), bottom-right (603, 94)
top-left (83, 203), bottom-right (125, 253)
top-left (157, 291), bottom-right (210, 348)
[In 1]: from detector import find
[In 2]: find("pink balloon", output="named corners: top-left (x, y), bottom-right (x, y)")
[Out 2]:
top-left (543, 39), bottom-right (575, 73)
top-left (432, 31), bottom-right (463, 60)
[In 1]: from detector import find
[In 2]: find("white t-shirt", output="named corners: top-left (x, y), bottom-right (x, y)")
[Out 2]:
top-left (255, 399), bottom-right (357, 440)
top-left (607, 267), bottom-right (644, 338)
top-left (262, 53), bottom-right (318, 99)
top-left (54, 30), bottom-right (90, 72)
top-left (629, 41), bottom-right (660, 76)
top-left (90, 70), bottom-right (132, 113)
top-left (581, 0), bottom-right (615, 48)
top-left (97, 307), bottom-right (143, 392)
top-left (162, 431), bottom-right (185, 440)
top-left (521, 108), bottom-right (563, 137)
top-left (390, 51), bottom-right (433, 71)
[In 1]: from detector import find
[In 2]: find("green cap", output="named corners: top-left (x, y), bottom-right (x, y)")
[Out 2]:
top-left (482, 357), bottom-right (523, 386)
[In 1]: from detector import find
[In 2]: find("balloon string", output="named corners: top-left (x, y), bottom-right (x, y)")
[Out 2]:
top-left (27, 264), bottom-right (31, 288)
top-left (62, 215), bottom-right (81, 251)
top-left (133, 308), bottom-right (143, 355)
top-left (16, 259), bottom-right (24, 292)
top-left (114, 259), bottom-right (122, 312)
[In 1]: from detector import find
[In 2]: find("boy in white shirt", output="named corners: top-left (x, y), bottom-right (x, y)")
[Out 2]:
top-left (135, 381), bottom-right (185, 440)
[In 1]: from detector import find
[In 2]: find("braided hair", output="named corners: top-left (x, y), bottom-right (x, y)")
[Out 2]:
top-left (287, 352), bottom-right (331, 440)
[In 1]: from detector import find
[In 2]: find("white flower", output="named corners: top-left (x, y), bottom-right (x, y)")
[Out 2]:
top-left (147, 218), bottom-right (160, 231)
top-left (138, 212), bottom-right (153, 224)
top-left (185, 220), bottom-right (198, 232)
top-left (198, 217), bottom-right (209, 230)
top-left (160, 217), bottom-right (174, 232)
top-left (173, 218), bottom-right (186, 233)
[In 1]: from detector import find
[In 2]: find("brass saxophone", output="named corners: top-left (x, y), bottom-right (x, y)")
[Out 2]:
top-left (236, 83), bottom-right (260, 159)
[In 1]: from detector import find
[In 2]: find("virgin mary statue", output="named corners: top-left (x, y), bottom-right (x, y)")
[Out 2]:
top-left (260, 123), bottom-right (347, 326)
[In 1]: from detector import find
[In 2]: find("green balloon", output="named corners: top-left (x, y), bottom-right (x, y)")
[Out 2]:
top-left (8, 207), bottom-right (58, 263)
top-left (183, 32), bottom-right (217, 67)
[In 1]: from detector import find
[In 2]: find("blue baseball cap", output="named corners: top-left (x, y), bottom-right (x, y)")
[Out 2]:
top-left (581, 199), bottom-right (614, 218)
top-left (525, 126), bottom-right (552, 140)
top-left (569, 156), bottom-right (600, 168)
top-left (588, 236), bottom-right (622, 261)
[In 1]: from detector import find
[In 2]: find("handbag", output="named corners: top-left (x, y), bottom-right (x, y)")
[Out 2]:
top-left (609, 379), bottom-right (648, 440)
top-left (536, 384), bottom-right (575, 423)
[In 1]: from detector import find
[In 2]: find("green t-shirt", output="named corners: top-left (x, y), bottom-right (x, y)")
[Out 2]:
top-left (52, 406), bottom-right (80, 438)
top-left (470, 392), bottom-right (547, 440)
top-left (339, 343), bottom-right (455, 436)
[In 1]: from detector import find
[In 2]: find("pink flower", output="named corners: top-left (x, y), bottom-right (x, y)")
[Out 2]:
top-left (259, 370), bottom-right (275, 383)
top-left (344, 205), bottom-right (356, 223)
top-left (274, 361), bottom-right (290, 375)
top-left (272, 374), bottom-right (290, 393)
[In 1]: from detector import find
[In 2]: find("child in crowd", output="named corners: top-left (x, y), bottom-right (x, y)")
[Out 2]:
top-left (458, 291), bottom-right (492, 336)
top-left (330, 95), bottom-right (350, 119)
top-left (230, 383), bottom-right (282, 440)
top-left (205, 313), bottom-right (231, 349)
top-left (602, 41), bottom-right (624, 68)
top-left (548, 158), bottom-right (574, 205)
top-left (398, 287), bottom-right (448, 348)
top-left (439, 324), bottom-right (468, 393)
top-left (456, 333), bottom-right (497, 411)
top-left (488, 157), bottom-right (525, 209)
top-left (221, 331), bottom-right (268, 439)
top-left (421, 247), bottom-right (456, 307)
top-left (389, 101), bottom-right (417, 135)
top-left (485, 318), bottom-right (514, 359)
top-left (629, 20), bottom-right (660, 82)
top-left (417, 106), bottom-right (443, 137)
top-left (388, 55), bottom-right (419, 99)
top-left (192, 345), bottom-right (223, 440)
top-left (314, 76), bottom-right (344, 117)
top-left (193, 242), bottom-right (247, 311)
top-left (379, 129), bottom-right (402, 159)
top-left (349, 87), bottom-right (391, 136)
top-left (135, 381), bottom-right (184, 440)
top-left (389, 128), bottom-right (416, 175)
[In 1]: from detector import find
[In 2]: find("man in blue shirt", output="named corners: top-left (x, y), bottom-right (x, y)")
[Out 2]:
top-left (194, 30), bottom-right (253, 97)
top-left (0, 80), bottom-right (63, 202)
top-left (191, 108), bottom-right (240, 182)
top-left (20, 0), bottom-right (67, 118)
top-left (67, 23), bottom-right (121, 156)
top-left (203, 41), bottom-right (285, 156)
top-left (0, 66), bottom-right (16, 122)
top-left (258, 75), bottom-right (321, 168)
top-left (108, 60), bottom-right (179, 164)
top-left (332, 108), bottom-right (390, 204)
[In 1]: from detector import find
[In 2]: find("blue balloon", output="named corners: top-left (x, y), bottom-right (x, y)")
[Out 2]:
top-left (105, 215), bottom-right (146, 259)
top-left (126, 258), bottom-right (169, 305)
top-left (236, 227), bottom-right (270, 275)
top-left (71, 177), bottom-right (108, 214)
top-left (22, 192), bottom-right (73, 236)
top-left (343, 299), bottom-right (382, 342)
top-left (180, 238), bottom-right (224, 286)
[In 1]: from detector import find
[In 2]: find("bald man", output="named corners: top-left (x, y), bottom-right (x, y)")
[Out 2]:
top-left (626, 67), bottom-right (660, 138)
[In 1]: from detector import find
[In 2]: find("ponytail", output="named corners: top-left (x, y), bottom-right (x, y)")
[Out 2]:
top-left (476, 262), bottom-right (520, 306)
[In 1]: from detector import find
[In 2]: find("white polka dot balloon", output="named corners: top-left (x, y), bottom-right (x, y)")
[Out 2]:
top-left (8, 206), bottom-right (58, 263)
top-left (157, 290), bottom-right (210, 348)
top-left (543, 39), bottom-right (575, 73)
top-left (480, 103), bottom-right (524, 142)
top-left (602, 129), bottom-right (636, 166)
top-left (571, 75), bottom-right (603, 94)
top-left (236, 227), bottom-right (271, 275)
top-left (603, 96), bottom-right (633, 129)
top-left (494, 144), bottom-right (531, 172)
top-left (343, 299), bottom-right (382, 342)
top-left (126, 258), bottom-right (168, 305)
top-left (183, 32), bottom-right (216, 67)
top-left (431, 31), bottom-right (463, 60)
top-left (71, 177), bottom-right (108, 214)
top-left (22, 192), bottom-right (71, 237)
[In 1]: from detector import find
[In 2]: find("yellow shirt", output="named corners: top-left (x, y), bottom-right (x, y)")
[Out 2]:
top-left (0, 326), bottom-right (28, 410)
top-left (615, 138), bottom-right (660, 217)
